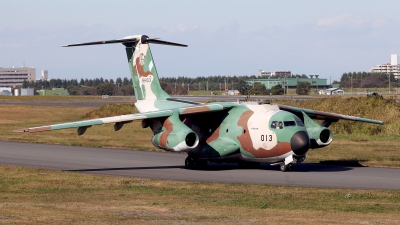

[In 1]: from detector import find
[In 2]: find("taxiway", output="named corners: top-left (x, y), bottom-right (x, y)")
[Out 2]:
top-left (1, 141), bottom-right (399, 190)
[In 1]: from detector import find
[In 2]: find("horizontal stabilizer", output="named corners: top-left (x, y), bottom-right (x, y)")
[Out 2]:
top-left (61, 35), bottom-right (187, 47)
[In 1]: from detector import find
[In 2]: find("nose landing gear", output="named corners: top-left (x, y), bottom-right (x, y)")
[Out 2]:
top-left (280, 162), bottom-right (293, 172)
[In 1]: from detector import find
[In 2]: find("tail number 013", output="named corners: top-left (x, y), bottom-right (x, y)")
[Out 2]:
top-left (261, 135), bottom-right (272, 142)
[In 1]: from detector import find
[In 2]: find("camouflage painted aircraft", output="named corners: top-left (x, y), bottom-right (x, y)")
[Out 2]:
top-left (15, 35), bottom-right (384, 172)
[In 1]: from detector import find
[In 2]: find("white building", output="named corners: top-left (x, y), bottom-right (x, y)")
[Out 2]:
top-left (0, 87), bottom-right (12, 96)
top-left (21, 88), bottom-right (34, 96)
top-left (0, 67), bottom-right (36, 87)
top-left (41, 70), bottom-right (48, 80)
top-left (258, 69), bottom-right (291, 77)
top-left (370, 54), bottom-right (400, 79)
top-left (320, 88), bottom-right (344, 95)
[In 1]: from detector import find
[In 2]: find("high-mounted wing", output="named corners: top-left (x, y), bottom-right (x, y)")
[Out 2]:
top-left (277, 104), bottom-right (383, 125)
top-left (14, 103), bottom-right (231, 135)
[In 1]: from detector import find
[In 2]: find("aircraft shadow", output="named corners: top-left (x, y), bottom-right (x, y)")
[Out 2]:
top-left (202, 163), bottom-right (354, 172)
top-left (66, 162), bottom-right (355, 173)
top-left (66, 165), bottom-right (183, 172)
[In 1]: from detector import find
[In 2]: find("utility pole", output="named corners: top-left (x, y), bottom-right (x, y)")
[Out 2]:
top-left (315, 75), bottom-right (319, 94)
top-left (389, 71), bottom-right (392, 94)
top-left (206, 80), bottom-right (208, 92)
top-left (350, 75), bottom-right (353, 94)
top-left (284, 76), bottom-right (286, 95)
top-left (175, 82), bottom-right (176, 94)
top-left (224, 78), bottom-right (227, 91)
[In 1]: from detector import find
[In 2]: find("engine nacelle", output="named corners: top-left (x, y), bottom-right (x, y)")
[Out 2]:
top-left (152, 129), bottom-right (199, 152)
top-left (307, 127), bottom-right (333, 148)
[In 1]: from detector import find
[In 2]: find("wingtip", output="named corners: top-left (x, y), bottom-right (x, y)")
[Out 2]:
top-left (13, 128), bottom-right (27, 133)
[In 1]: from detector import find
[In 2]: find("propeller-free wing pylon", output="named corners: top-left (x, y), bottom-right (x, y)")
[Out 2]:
top-left (16, 35), bottom-right (383, 172)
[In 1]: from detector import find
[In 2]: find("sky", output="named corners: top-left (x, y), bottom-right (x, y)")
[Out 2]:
top-left (1, 0), bottom-right (399, 82)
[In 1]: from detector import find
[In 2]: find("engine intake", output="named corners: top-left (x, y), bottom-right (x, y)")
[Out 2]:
top-left (307, 127), bottom-right (333, 148)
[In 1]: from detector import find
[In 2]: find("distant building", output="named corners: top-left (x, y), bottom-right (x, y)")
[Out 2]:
top-left (370, 54), bottom-right (400, 79)
top-left (246, 77), bottom-right (329, 89)
top-left (41, 70), bottom-right (48, 80)
top-left (258, 69), bottom-right (291, 77)
top-left (0, 90), bottom-right (12, 96)
top-left (227, 90), bottom-right (240, 95)
top-left (0, 67), bottom-right (36, 87)
top-left (0, 87), bottom-right (12, 96)
top-left (320, 88), bottom-right (344, 95)
top-left (21, 88), bottom-right (34, 96)
top-left (37, 88), bottom-right (68, 96)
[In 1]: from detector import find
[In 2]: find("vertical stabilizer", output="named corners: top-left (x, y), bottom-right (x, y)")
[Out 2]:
top-left (61, 35), bottom-right (187, 112)
top-left (124, 37), bottom-right (170, 102)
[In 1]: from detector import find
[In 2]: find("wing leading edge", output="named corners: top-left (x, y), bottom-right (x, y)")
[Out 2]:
top-left (277, 104), bottom-right (384, 125)
top-left (14, 103), bottom-right (232, 134)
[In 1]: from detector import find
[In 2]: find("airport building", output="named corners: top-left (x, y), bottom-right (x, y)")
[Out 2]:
top-left (246, 77), bottom-right (329, 89)
top-left (258, 69), bottom-right (291, 77)
top-left (370, 54), bottom-right (400, 79)
top-left (0, 67), bottom-right (36, 87)
top-left (37, 88), bottom-right (68, 96)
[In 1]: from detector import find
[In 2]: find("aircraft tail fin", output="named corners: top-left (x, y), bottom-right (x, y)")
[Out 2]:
top-left (62, 35), bottom-right (188, 112)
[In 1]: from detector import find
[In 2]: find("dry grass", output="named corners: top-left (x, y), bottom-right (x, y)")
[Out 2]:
top-left (1, 99), bottom-right (400, 224)
top-left (0, 104), bottom-right (155, 150)
top-left (0, 95), bottom-right (134, 101)
top-left (1, 98), bottom-right (400, 166)
top-left (1, 165), bottom-right (399, 224)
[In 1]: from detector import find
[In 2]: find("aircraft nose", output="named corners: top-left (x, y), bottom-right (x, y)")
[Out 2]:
top-left (290, 131), bottom-right (310, 155)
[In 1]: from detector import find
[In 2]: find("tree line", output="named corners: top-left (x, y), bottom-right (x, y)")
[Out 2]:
top-left (339, 72), bottom-right (398, 88)
top-left (20, 72), bottom-right (397, 96)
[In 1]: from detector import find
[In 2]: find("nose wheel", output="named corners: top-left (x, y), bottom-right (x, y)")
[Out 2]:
top-left (280, 162), bottom-right (293, 172)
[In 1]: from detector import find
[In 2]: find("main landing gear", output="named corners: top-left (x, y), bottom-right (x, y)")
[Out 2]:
top-left (184, 156), bottom-right (207, 169)
top-left (280, 162), bottom-right (293, 172)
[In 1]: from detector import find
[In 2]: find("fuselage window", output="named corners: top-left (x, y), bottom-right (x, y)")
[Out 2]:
top-left (296, 120), bottom-right (304, 126)
top-left (284, 121), bottom-right (296, 127)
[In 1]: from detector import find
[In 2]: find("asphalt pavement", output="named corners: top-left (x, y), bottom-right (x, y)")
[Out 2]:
top-left (1, 141), bottom-right (399, 190)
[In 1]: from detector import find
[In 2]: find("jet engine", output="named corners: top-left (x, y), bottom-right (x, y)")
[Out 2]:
top-left (152, 129), bottom-right (199, 152)
top-left (307, 127), bottom-right (333, 148)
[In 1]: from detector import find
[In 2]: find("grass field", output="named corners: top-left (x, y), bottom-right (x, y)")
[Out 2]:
top-left (1, 166), bottom-right (399, 224)
top-left (1, 96), bottom-right (399, 167)
top-left (0, 97), bottom-right (399, 224)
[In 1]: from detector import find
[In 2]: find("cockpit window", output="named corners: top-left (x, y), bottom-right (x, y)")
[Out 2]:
top-left (296, 120), bottom-right (304, 126)
top-left (271, 121), bottom-right (283, 129)
top-left (284, 121), bottom-right (296, 127)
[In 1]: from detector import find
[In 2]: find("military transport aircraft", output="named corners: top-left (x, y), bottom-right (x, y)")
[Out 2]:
top-left (15, 35), bottom-right (383, 172)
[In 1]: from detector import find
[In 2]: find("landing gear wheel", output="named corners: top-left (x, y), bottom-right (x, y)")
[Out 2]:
top-left (185, 156), bottom-right (195, 169)
top-left (287, 163), bottom-right (293, 171)
top-left (196, 160), bottom-right (207, 169)
top-left (280, 163), bottom-right (292, 172)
